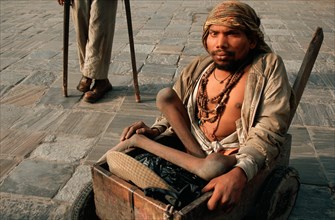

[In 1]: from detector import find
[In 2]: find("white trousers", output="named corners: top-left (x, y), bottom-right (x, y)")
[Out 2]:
top-left (71, 0), bottom-right (118, 79)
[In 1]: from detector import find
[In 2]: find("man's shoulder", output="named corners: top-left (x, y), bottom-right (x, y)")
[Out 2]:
top-left (256, 52), bottom-right (284, 66)
top-left (252, 52), bottom-right (285, 73)
top-left (263, 52), bottom-right (283, 63)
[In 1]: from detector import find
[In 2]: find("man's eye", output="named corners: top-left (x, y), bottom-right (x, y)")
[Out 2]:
top-left (228, 31), bottom-right (240, 36)
top-left (209, 32), bottom-right (217, 36)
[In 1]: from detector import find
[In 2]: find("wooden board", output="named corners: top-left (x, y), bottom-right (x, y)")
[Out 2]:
top-left (92, 162), bottom-right (176, 220)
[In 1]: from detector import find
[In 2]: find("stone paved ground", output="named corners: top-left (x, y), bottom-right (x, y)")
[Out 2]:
top-left (0, 0), bottom-right (334, 219)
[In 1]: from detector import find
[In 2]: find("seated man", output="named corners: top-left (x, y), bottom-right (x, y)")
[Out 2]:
top-left (104, 0), bottom-right (293, 212)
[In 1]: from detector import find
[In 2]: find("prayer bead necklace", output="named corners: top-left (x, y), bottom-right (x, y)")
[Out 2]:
top-left (196, 63), bottom-right (244, 140)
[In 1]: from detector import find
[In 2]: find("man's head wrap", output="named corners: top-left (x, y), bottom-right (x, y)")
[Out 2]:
top-left (202, 1), bottom-right (271, 54)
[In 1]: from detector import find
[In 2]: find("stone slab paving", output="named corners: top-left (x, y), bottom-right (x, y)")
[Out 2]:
top-left (0, 159), bottom-right (74, 198)
top-left (0, 85), bottom-right (47, 107)
top-left (0, 192), bottom-right (69, 220)
top-left (0, 0), bottom-right (334, 219)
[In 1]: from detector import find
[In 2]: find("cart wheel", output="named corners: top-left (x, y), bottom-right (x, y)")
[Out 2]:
top-left (256, 166), bottom-right (300, 220)
top-left (70, 181), bottom-right (99, 220)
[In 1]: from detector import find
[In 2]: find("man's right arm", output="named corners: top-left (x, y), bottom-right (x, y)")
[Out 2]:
top-left (151, 55), bottom-right (212, 135)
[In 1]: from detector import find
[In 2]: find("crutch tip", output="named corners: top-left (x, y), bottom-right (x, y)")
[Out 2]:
top-left (135, 95), bottom-right (141, 103)
top-left (63, 89), bottom-right (68, 97)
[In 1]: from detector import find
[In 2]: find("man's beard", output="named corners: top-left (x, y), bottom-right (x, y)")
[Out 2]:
top-left (214, 59), bottom-right (242, 72)
top-left (211, 50), bottom-right (253, 72)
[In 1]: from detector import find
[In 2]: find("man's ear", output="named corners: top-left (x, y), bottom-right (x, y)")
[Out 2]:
top-left (248, 33), bottom-right (257, 49)
top-left (249, 40), bottom-right (257, 49)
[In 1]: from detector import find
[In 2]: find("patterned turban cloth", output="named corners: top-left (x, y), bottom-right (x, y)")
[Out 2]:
top-left (202, 1), bottom-right (271, 54)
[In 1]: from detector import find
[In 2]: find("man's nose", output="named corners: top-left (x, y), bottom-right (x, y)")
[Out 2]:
top-left (216, 35), bottom-right (228, 48)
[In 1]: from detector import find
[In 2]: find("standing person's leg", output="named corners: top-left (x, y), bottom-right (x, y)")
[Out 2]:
top-left (71, 0), bottom-right (92, 93)
top-left (83, 0), bottom-right (117, 80)
top-left (83, 0), bottom-right (118, 103)
top-left (156, 88), bottom-right (206, 158)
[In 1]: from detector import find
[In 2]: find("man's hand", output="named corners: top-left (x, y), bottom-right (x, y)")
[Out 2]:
top-left (120, 121), bottom-right (160, 141)
top-left (57, 0), bottom-right (72, 6)
top-left (202, 167), bottom-right (247, 212)
top-left (57, 0), bottom-right (65, 5)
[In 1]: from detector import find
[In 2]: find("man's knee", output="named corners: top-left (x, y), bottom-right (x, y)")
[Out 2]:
top-left (156, 87), bottom-right (177, 110)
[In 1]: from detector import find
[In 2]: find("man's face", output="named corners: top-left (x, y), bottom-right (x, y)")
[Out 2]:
top-left (206, 25), bottom-right (256, 71)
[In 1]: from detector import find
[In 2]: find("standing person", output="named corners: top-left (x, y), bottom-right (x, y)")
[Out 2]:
top-left (58, 0), bottom-right (118, 103)
top-left (104, 0), bottom-right (294, 212)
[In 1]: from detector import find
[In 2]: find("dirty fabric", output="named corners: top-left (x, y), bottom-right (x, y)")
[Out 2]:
top-left (134, 152), bottom-right (207, 209)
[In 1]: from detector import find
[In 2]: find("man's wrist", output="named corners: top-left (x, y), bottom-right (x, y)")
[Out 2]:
top-left (235, 154), bottom-right (258, 181)
top-left (232, 166), bottom-right (248, 184)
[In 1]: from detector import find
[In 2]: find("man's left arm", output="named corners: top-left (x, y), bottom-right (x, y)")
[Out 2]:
top-left (239, 54), bottom-right (293, 176)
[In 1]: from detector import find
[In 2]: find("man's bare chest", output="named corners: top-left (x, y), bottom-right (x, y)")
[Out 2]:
top-left (196, 69), bottom-right (249, 141)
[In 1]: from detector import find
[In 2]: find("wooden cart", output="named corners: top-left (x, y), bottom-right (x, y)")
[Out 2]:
top-left (90, 135), bottom-right (295, 220)
top-left (70, 27), bottom-right (323, 220)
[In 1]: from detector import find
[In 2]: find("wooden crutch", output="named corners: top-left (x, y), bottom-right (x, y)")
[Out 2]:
top-left (124, 0), bottom-right (141, 103)
top-left (288, 27), bottom-right (324, 125)
top-left (62, 0), bottom-right (70, 97)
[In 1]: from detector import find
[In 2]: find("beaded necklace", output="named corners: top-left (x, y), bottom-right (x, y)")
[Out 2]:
top-left (196, 63), bottom-right (245, 140)
top-left (213, 68), bottom-right (230, 84)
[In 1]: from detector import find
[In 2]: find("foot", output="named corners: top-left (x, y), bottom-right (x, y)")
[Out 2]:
top-left (77, 76), bottom-right (92, 93)
top-left (113, 134), bottom-right (143, 152)
top-left (83, 79), bottom-right (112, 103)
